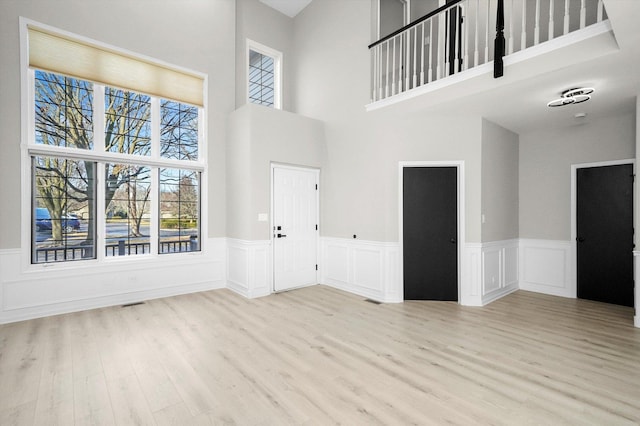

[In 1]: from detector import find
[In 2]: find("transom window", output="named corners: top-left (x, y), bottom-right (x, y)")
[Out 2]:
top-left (27, 25), bottom-right (205, 265)
top-left (247, 39), bottom-right (282, 109)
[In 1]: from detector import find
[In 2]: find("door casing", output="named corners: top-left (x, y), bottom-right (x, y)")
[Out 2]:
top-left (399, 161), bottom-right (465, 302)
top-left (570, 159), bottom-right (635, 300)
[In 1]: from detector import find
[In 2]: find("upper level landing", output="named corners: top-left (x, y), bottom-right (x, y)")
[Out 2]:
top-left (366, 0), bottom-right (616, 117)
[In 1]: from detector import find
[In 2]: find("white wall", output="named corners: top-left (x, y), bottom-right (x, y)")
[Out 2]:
top-left (225, 104), bottom-right (326, 300)
top-left (293, 0), bottom-right (483, 243)
top-left (236, 0), bottom-right (295, 111)
top-left (519, 112), bottom-right (635, 299)
top-left (520, 112), bottom-right (635, 240)
top-left (226, 104), bottom-right (326, 241)
top-left (0, 0), bottom-right (235, 247)
top-left (0, 0), bottom-right (235, 322)
top-left (482, 119), bottom-right (519, 242)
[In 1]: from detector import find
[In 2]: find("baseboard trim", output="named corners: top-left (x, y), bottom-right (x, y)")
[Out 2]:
top-left (0, 281), bottom-right (222, 324)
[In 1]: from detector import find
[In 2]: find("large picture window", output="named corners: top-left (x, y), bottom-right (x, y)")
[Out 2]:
top-left (27, 26), bottom-right (205, 265)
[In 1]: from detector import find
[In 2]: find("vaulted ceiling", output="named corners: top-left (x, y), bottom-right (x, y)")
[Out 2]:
top-left (259, 0), bottom-right (313, 18)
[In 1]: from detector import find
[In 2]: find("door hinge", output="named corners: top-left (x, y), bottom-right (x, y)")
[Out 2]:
top-left (315, 224), bottom-right (318, 231)
top-left (315, 264), bottom-right (318, 271)
top-left (315, 184), bottom-right (318, 190)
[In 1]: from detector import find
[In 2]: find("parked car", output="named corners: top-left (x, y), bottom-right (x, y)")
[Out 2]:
top-left (35, 208), bottom-right (81, 232)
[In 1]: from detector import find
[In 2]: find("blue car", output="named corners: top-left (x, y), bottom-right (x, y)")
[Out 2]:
top-left (35, 208), bottom-right (81, 232)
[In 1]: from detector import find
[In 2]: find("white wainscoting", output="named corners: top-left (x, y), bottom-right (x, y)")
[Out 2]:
top-left (462, 243), bottom-right (482, 306)
top-left (480, 240), bottom-right (520, 305)
top-left (226, 239), bottom-right (272, 299)
top-left (0, 238), bottom-right (226, 324)
top-left (320, 237), bottom-right (401, 303)
top-left (519, 239), bottom-right (573, 298)
top-left (634, 251), bottom-right (640, 328)
top-left (320, 237), bottom-right (517, 306)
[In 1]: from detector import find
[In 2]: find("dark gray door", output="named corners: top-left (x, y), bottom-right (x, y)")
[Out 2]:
top-left (577, 164), bottom-right (634, 307)
top-left (403, 167), bottom-right (458, 301)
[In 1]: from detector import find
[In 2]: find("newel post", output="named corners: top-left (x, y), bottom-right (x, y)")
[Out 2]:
top-left (494, 0), bottom-right (505, 78)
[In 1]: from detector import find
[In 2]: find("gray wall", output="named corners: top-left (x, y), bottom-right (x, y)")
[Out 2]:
top-left (0, 0), bottom-right (236, 248)
top-left (519, 112), bottom-right (636, 240)
top-left (294, 0), bottom-right (483, 242)
top-left (482, 119), bottom-right (519, 242)
top-left (236, 0), bottom-right (295, 111)
top-left (227, 104), bottom-right (326, 240)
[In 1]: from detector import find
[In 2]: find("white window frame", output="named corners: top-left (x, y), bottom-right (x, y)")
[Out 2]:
top-left (246, 38), bottom-right (282, 109)
top-left (20, 18), bottom-right (208, 270)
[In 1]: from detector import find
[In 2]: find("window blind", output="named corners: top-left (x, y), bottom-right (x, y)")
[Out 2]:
top-left (28, 26), bottom-right (204, 107)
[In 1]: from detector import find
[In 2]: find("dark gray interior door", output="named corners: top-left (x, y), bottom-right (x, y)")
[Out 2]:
top-left (403, 167), bottom-right (458, 301)
top-left (577, 164), bottom-right (634, 307)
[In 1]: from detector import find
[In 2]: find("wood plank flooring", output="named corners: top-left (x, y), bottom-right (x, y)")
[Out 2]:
top-left (1, 286), bottom-right (639, 425)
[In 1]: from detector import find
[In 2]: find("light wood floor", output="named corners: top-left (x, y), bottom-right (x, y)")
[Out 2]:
top-left (1, 286), bottom-right (639, 425)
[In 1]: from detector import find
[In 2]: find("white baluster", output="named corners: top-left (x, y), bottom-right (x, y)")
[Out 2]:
top-left (406, 30), bottom-right (411, 91)
top-left (485, 0), bottom-right (490, 64)
top-left (438, 11), bottom-right (445, 80)
top-left (372, 47), bottom-right (376, 101)
top-left (564, 0), bottom-right (570, 35)
top-left (412, 26), bottom-right (417, 88)
top-left (463, 1), bottom-right (469, 70)
top-left (474, 0), bottom-right (479, 66)
top-left (398, 34), bottom-right (404, 93)
top-left (392, 37), bottom-right (397, 95)
top-left (521, 0), bottom-right (527, 50)
top-left (534, 0), bottom-right (540, 45)
top-left (428, 19), bottom-right (434, 82)
top-left (597, 0), bottom-right (603, 22)
top-left (378, 43), bottom-right (382, 99)
top-left (549, 0), bottom-right (555, 41)
top-left (419, 22), bottom-right (425, 86)
top-left (444, 10), bottom-right (451, 76)
top-left (447, 6), bottom-right (460, 73)
top-left (580, 0), bottom-right (586, 28)
top-left (508, 0), bottom-right (514, 54)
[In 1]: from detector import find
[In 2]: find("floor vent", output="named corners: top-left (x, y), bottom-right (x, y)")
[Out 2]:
top-left (122, 301), bottom-right (145, 308)
top-left (365, 299), bottom-right (382, 305)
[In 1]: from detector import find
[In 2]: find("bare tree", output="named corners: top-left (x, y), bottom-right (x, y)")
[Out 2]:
top-left (34, 71), bottom-right (197, 252)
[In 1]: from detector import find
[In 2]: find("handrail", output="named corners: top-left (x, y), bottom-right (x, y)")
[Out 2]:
top-left (368, 0), bottom-right (464, 49)
top-left (368, 0), bottom-right (605, 103)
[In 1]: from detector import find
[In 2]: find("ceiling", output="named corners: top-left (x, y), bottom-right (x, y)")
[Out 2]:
top-left (259, 0), bottom-right (313, 18)
top-left (370, 0), bottom-right (640, 135)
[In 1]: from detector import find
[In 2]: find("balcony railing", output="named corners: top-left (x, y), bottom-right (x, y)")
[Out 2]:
top-left (35, 237), bottom-right (199, 263)
top-left (369, 0), bottom-right (606, 103)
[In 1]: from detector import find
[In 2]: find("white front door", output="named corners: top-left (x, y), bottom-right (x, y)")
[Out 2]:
top-left (273, 166), bottom-right (318, 292)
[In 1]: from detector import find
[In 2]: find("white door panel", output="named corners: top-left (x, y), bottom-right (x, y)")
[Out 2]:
top-left (273, 167), bottom-right (318, 292)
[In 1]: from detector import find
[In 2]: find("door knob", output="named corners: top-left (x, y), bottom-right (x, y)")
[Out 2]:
top-left (277, 233), bottom-right (287, 238)
top-left (450, 238), bottom-right (456, 244)
top-left (577, 237), bottom-right (585, 242)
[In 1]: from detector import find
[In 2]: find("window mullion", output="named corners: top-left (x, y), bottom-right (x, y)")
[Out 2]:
top-left (151, 97), bottom-right (160, 160)
top-left (150, 97), bottom-right (160, 255)
top-left (94, 85), bottom-right (105, 260)
top-left (94, 85), bottom-right (105, 153)
top-left (96, 162), bottom-right (106, 261)
top-left (150, 166), bottom-right (159, 255)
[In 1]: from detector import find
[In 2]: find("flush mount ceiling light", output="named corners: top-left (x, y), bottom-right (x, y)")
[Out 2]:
top-left (547, 87), bottom-right (594, 107)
